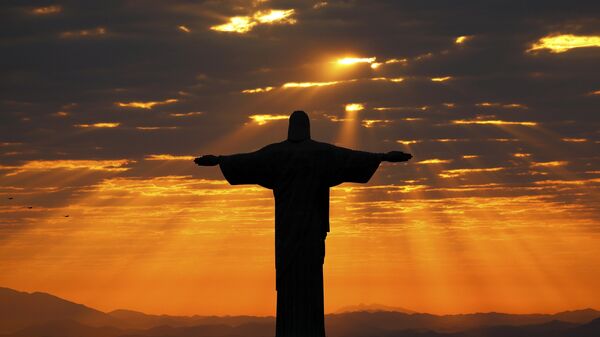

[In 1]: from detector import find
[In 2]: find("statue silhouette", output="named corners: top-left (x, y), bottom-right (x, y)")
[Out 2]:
top-left (195, 111), bottom-right (412, 337)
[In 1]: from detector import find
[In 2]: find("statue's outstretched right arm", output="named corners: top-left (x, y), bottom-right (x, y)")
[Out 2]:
top-left (194, 155), bottom-right (221, 166)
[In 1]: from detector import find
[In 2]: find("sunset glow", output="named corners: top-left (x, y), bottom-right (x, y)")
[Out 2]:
top-left (2, 0), bottom-right (600, 321)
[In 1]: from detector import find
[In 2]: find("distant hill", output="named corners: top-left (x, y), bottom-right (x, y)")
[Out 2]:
top-left (108, 309), bottom-right (274, 330)
top-left (325, 309), bottom-right (600, 335)
top-left (1, 286), bottom-right (599, 337)
top-left (0, 287), bottom-right (120, 334)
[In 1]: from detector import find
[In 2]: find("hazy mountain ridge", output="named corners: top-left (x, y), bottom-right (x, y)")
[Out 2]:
top-left (1, 287), bottom-right (599, 337)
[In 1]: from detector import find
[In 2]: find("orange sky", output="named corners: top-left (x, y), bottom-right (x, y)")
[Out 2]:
top-left (1, 0), bottom-right (600, 317)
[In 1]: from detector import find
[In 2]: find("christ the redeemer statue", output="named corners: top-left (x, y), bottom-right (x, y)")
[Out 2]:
top-left (194, 110), bottom-right (412, 337)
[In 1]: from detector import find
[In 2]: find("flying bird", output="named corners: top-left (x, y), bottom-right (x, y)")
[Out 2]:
top-left (27, 206), bottom-right (33, 209)
top-left (64, 215), bottom-right (69, 217)
top-left (8, 197), bottom-right (13, 200)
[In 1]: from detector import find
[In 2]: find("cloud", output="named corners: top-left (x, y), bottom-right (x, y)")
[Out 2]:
top-left (528, 34), bottom-right (600, 53)
top-left (336, 57), bottom-right (377, 65)
top-left (31, 5), bottom-right (62, 15)
top-left (242, 86), bottom-right (274, 94)
top-left (74, 123), bottom-right (120, 128)
top-left (416, 159), bottom-right (452, 165)
top-left (117, 99), bottom-right (178, 109)
top-left (282, 80), bottom-right (347, 88)
top-left (454, 35), bottom-right (471, 44)
top-left (2, 159), bottom-right (132, 176)
top-left (452, 119), bottom-right (537, 126)
top-left (430, 76), bottom-right (452, 82)
top-left (249, 114), bottom-right (289, 125)
top-left (210, 9), bottom-right (296, 33)
top-left (344, 103), bottom-right (364, 112)
top-left (145, 154), bottom-right (195, 161)
top-left (530, 161), bottom-right (568, 167)
top-left (60, 27), bottom-right (107, 39)
top-left (178, 25), bottom-right (191, 33)
top-left (438, 167), bottom-right (504, 178)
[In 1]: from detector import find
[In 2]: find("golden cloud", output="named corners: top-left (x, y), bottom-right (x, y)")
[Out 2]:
top-left (170, 112), bottom-right (203, 117)
top-left (211, 9), bottom-right (296, 33)
top-left (431, 76), bottom-right (452, 82)
top-left (117, 98), bottom-right (178, 109)
top-left (452, 119), bottom-right (537, 126)
top-left (337, 57), bottom-right (377, 65)
top-left (439, 167), bottom-right (504, 178)
top-left (531, 161), bottom-right (568, 167)
top-left (476, 102), bottom-right (528, 109)
top-left (2, 159), bottom-right (132, 176)
top-left (396, 140), bottom-right (421, 145)
top-left (145, 154), bottom-right (196, 161)
top-left (370, 77), bottom-right (404, 82)
top-left (528, 34), bottom-right (600, 53)
top-left (254, 9), bottom-right (296, 24)
top-left (211, 16), bottom-right (256, 33)
top-left (345, 103), bottom-right (364, 112)
top-left (417, 159), bottom-right (452, 164)
top-left (249, 114), bottom-right (288, 125)
top-left (513, 153), bottom-right (531, 158)
top-left (562, 138), bottom-right (587, 142)
top-left (282, 80), bottom-right (344, 88)
top-left (370, 58), bottom-right (407, 69)
top-left (361, 119), bottom-right (392, 128)
top-left (242, 86), bottom-right (275, 94)
top-left (74, 123), bottom-right (120, 128)
top-left (455, 35), bottom-right (471, 44)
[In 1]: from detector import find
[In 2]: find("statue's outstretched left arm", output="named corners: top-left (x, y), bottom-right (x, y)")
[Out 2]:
top-left (380, 151), bottom-right (412, 162)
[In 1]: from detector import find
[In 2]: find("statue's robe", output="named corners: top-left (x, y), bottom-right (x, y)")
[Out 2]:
top-left (219, 139), bottom-right (381, 337)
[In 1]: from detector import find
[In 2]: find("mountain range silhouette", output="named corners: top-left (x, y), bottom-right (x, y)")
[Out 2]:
top-left (1, 287), bottom-right (599, 337)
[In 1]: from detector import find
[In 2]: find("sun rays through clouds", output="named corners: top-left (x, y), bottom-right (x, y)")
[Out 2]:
top-left (1, 0), bottom-right (600, 317)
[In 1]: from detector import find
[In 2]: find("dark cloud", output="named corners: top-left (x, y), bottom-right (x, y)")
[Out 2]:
top-left (1, 0), bottom-right (599, 225)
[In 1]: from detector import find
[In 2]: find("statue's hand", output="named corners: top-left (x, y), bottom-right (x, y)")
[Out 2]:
top-left (194, 155), bottom-right (220, 166)
top-left (384, 151), bottom-right (412, 162)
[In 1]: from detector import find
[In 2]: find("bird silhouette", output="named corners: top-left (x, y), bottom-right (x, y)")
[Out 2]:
top-left (8, 197), bottom-right (13, 200)
top-left (64, 215), bottom-right (69, 217)
top-left (27, 206), bottom-right (33, 209)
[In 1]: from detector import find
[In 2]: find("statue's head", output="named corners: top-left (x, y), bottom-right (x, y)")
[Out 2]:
top-left (288, 110), bottom-right (311, 142)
